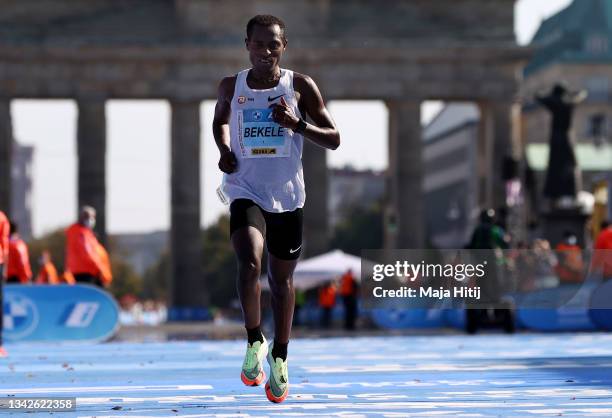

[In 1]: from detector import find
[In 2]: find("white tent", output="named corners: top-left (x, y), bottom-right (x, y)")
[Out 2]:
top-left (260, 249), bottom-right (370, 290)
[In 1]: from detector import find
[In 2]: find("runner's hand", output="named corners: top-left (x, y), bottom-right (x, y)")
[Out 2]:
top-left (270, 97), bottom-right (299, 130)
top-left (219, 150), bottom-right (238, 173)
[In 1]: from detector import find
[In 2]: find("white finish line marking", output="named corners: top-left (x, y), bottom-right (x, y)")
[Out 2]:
top-left (3, 384), bottom-right (213, 394)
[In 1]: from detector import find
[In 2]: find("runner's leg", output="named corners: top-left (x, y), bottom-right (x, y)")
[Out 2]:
top-left (264, 207), bottom-right (302, 347)
top-left (267, 254), bottom-right (297, 344)
top-left (232, 226), bottom-right (265, 329)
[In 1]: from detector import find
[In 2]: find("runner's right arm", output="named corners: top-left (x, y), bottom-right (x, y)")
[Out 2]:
top-left (213, 76), bottom-right (238, 174)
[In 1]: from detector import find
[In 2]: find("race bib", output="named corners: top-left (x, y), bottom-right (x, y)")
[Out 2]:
top-left (237, 109), bottom-right (291, 158)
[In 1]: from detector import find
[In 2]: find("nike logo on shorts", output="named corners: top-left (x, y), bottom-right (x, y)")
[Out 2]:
top-left (289, 245), bottom-right (301, 254)
top-left (268, 94), bottom-right (285, 102)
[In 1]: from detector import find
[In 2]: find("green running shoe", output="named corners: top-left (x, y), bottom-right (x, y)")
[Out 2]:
top-left (240, 336), bottom-right (268, 386)
top-left (265, 343), bottom-right (289, 403)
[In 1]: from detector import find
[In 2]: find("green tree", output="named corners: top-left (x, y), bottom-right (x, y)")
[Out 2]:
top-left (201, 215), bottom-right (237, 308)
top-left (27, 228), bottom-right (67, 276)
top-left (143, 252), bottom-right (169, 300)
top-left (142, 215), bottom-right (237, 308)
top-left (107, 244), bottom-right (143, 299)
top-left (330, 202), bottom-right (384, 256)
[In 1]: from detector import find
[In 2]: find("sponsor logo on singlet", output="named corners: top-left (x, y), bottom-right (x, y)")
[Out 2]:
top-left (237, 96), bottom-right (254, 104)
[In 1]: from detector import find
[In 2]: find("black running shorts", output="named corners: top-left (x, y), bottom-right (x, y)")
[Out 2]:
top-left (230, 199), bottom-right (303, 260)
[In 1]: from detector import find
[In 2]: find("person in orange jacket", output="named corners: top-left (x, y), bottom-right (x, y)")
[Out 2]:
top-left (65, 206), bottom-right (112, 287)
top-left (0, 211), bottom-right (7, 277)
top-left (6, 222), bottom-right (32, 284)
top-left (35, 250), bottom-right (59, 285)
top-left (60, 270), bottom-right (76, 285)
top-left (318, 281), bottom-right (337, 328)
top-left (95, 241), bottom-right (113, 288)
top-left (554, 231), bottom-right (584, 284)
top-left (339, 269), bottom-right (359, 330)
top-left (0, 210), bottom-right (9, 357)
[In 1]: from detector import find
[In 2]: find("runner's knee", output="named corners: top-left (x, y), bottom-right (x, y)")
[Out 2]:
top-left (268, 274), bottom-right (293, 294)
top-left (238, 257), bottom-right (261, 280)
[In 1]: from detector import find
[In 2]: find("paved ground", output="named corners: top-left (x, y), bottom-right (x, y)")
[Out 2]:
top-left (1, 333), bottom-right (612, 417)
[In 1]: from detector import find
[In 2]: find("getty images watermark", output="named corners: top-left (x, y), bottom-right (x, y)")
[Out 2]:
top-left (360, 249), bottom-right (612, 310)
top-left (359, 250), bottom-right (497, 308)
top-left (371, 259), bottom-right (487, 301)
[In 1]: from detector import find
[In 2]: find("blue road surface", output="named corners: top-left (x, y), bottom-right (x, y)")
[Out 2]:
top-left (1, 334), bottom-right (612, 416)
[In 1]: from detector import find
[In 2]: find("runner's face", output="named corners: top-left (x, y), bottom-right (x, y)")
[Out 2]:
top-left (246, 24), bottom-right (286, 73)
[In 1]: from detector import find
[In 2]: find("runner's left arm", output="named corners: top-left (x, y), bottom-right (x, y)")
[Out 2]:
top-left (271, 75), bottom-right (340, 150)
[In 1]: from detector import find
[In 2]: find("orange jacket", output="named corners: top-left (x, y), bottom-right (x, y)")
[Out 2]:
top-left (0, 211), bottom-right (8, 267)
top-left (554, 243), bottom-right (584, 283)
top-left (36, 261), bottom-right (59, 285)
top-left (319, 284), bottom-right (337, 308)
top-left (61, 271), bottom-right (76, 285)
top-left (339, 272), bottom-right (357, 296)
top-left (65, 223), bottom-right (112, 284)
top-left (593, 228), bottom-right (612, 277)
top-left (7, 235), bottom-right (32, 283)
top-left (96, 243), bottom-right (112, 287)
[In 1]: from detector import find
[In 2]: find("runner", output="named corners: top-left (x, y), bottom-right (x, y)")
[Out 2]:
top-left (212, 14), bottom-right (340, 403)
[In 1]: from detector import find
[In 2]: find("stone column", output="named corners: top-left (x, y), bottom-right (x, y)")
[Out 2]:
top-left (0, 100), bottom-right (12, 214)
top-left (478, 101), bottom-right (523, 234)
top-left (496, 101), bottom-right (524, 240)
top-left (77, 98), bottom-right (107, 243)
top-left (491, 102), bottom-right (519, 209)
top-left (169, 100), bottom-right (206, 319)
top-left (478, 102), bottom-right (521, 208)
top-left (477, 103), bottom-right (494, 209)
top-left (302, 139), bottom-right (329, 257)
top-left (385, 100), bottom-right (424, 249)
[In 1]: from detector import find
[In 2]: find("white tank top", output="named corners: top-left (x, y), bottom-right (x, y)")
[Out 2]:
top-left (225, 68), bottom-right (305, 212)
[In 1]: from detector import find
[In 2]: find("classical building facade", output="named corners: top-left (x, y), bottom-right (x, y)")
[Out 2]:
top-left (0, 0), bottom-right (526, 314)
top-left (423, 103), bottom-right (480, 248)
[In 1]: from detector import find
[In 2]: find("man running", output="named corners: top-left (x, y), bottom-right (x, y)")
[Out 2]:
top-left (213, 14), bottom-right (340, 403)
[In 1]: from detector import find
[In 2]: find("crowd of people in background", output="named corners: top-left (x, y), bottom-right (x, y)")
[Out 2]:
top-left (468, 208), bottom-right (612, 295)
top-left (0, 205), bottom-right (112, 288)
top-left (301, 206), bottom-right (612, 331)
top-left (316, 268), bottom-right (359, 330)
top-left (3, 203), bottom-right (612, 332)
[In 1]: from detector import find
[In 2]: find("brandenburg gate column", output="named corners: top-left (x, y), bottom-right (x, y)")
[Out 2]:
top-left (302, 126), bottom-right (329, 257)
top-left (477, 103), bottom-right (494, 209)
top-left (0, 100), bottom-right (12, 214)
top-left (169, 100), bottom-right (207, 318)
top-left (77, 98), bottom-right (107, 243)
top-left (478, 101), bottom-right (521, 211)
top-left (384, 100), bottom-right (425, 249)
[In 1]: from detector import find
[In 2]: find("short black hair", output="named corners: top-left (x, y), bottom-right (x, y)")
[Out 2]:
top-left (9, 221), bottom-right (16, 234)
top-left (246, 15), bottom-right (287, 43)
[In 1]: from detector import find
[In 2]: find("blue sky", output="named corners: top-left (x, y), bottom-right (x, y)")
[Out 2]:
top-left (12, 0), bottom-right (572, 237)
